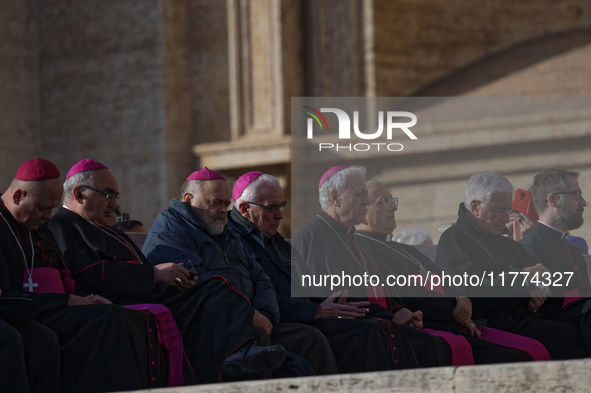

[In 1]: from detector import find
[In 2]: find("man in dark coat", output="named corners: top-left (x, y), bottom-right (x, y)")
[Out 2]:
top-left (227, 171), bottom-right (433, 372)
top-left (520, 168), bottom-right (591, 351)
top-left (48, 160), bottom-right (288, 384)
top-left (0, 287), bottom-right (60, 393)
top-left (1, 157), bottom-right (160, 393)
top-left (141, 167), bottom-right (336, 376)
top-left (435, 171), bottom-right (588, 360)
top-left (292, 165), bottom-right (454, 369)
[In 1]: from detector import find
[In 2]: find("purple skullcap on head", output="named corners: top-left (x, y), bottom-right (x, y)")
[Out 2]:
top-left (186, 167), bottom-right (225, 181)
top-left (318, 165), bottom-right (348, 190)
top-left (14, 156), bottom-right (61, 181)
top-left (233, 171), bottom-right (264, 202)
top-left (66, 159), bottom-right (108, 179)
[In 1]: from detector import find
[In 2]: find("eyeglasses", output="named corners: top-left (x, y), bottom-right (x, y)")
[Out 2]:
top-left (554, 190), bottom-right (583, 201)
top-left (80, 185), bottom-right (120, 201)
top-left (377, 197), bottom-right (399, 207)
top-left (247, 201), bottom-right (287, 214)
top-left (481, 201), bottom-right (514, 216)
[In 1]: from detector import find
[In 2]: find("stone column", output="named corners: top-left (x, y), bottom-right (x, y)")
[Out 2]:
top-left (37, 0), bottom-right (167, 227)
top-left (0, 1), bottom-right (41, 180)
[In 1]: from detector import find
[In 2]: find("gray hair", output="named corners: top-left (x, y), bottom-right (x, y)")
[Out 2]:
top-left (63, 171), bottom-right (98, 202)
top-left (365, 179), bottom-right (383, 188)
top-left (235, 174), bottom-right (280, 207)
top-left (181, 179), bottom-right (206, 198)
top-left (391, 228), bottom-right (433, 246)
top-left (531, 168), bottom-right (580, 214)
top-left (319, 166), bottom-right (366, 209)
top-left (464, 172), bottom-right (513, 207)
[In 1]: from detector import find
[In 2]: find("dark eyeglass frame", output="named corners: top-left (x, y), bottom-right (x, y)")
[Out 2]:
top-left (554, 190), bottom-right (583, 201)
top-left (80, 185), bottom-right (120, 201)
top-left (247, 201), bottom-right (287, 213)
top-left (480, 201), bottom-right (514, 216)
top-left (377, 197), bottom-right (399, 207)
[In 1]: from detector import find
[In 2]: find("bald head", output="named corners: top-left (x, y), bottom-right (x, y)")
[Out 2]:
top-left (1, 177), bottom-right (63, 230)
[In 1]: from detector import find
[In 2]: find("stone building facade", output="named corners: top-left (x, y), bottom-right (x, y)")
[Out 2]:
top-left (1, 0), bottom-right (591, 241)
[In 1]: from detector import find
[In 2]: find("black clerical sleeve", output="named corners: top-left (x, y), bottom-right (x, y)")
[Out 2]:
top-left (48, 208), bottom-right (155, 303)
top-left (435, 205), bottom-right (532, 321)
top-left (520, 222), bottom-right (591, 298)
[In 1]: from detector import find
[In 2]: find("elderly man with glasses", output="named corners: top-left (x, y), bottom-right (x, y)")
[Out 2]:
top-left (49, 160), bottom-right (299, 384)
top-left (355, 179), bottom-right (551, 364)
top-left (291, 165), bottom-right (457, 369)
top-left (520, 168), bottom-right (591, 352)
top-left (142, 167), bottom-right (337, 378)
top-left (436, 171), bottom-right (589, 360)
top-left (227, 171), bottom-right (431, 373)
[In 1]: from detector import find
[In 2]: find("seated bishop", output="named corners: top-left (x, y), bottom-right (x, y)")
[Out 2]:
top-left (0, 157), bottom-right (162, 392)
top-left (48, 159), bottom-right (290, 384)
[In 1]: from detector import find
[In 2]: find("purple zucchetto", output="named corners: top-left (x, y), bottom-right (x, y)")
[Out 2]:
top-left (232, 171), bottom-right (264, 202)
top-left (15, 157), bottom-right (61, 181)
top-left (186, 167), bottom-right (225, 181)
top-left (66, 159), bottom-right (108, 180)
top-left (318, 165), bottom-right (348, 190)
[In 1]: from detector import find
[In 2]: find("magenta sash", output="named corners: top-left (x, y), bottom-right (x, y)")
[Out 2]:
top-left (422, 328), bottom-right (474, 365)
top-left (124, 304), bottom-right (186, 386)
top-left (22, 267), bottom-right (76, 294)
top-left (23, 267), bottom-right (63, 293)
top-left (478, 325), bottom-right (550, 361)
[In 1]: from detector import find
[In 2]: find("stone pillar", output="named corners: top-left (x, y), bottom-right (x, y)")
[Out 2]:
top-left (37, 0), bottom-right (167, 227)
top-left (162, 0), bottom-right (194, 200)
top-left (193, 0), bottom-right (290, 171)
top-left (302, 0), bottom-right (374, 97)
top-left (0, 1), bottom-right (40, 181)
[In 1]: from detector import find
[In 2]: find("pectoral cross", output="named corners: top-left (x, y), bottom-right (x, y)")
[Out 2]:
top-left (23, 276), bottom-right (38, 292)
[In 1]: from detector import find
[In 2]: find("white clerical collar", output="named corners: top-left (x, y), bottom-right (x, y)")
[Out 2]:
top-left (538, 220), bottom-right (567, 239)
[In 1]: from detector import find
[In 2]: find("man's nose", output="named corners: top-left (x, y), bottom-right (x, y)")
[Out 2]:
top-left (275, 209), bottom-right (284, 220)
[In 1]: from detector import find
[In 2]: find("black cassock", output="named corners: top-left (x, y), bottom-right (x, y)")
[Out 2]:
top-left (48, 206), bottom-right (288, 383)
top-left (435, 203), bottom-right (588, 360)
top-left (520, 221), bottom-right (591, 352)
top-left (228, 209), bottom-right (423, 373)
top-left (0, 310), bottom-right (60, 393)
top-left (291, 210), bottom-right (452, 369)
top-left (0, 203), bottom-right (160, 393)
top-left (355, 230), bottom-right (534, 364)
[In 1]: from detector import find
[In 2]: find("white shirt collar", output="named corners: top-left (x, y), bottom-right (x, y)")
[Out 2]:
top-left (538, 220), bottom-right (567, 239)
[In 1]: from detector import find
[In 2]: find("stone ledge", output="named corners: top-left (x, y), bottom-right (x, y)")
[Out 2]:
top-left (119, 358), bottom-right (591, 393)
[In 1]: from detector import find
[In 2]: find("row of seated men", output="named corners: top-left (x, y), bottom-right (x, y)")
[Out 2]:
top-left (1, 157), bottom-right (589, 393)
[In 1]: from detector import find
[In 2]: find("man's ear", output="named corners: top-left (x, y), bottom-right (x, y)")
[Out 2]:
top-left (547, 193), bottom-right (560, 208)
top-left (12, 189), bottom-right (24, 205)
top-left (238, 202), bottom-right (250, 218)
top-left (329, 189), bottom-right (341, 207)
top-left (183, 193), bottom-right (193, 204)
top-left (72, 186), bottom-right (84, 203)
top-left (469, 199), bottom-right (481, 216)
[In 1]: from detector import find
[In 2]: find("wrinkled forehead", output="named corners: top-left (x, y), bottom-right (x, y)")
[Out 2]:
top-left (92, 169), bottom-right (118, 190)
